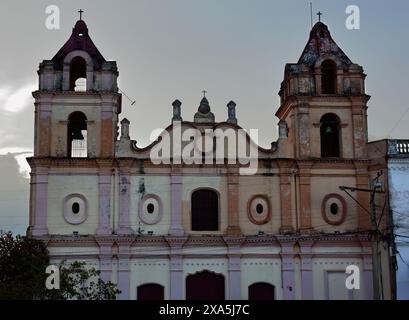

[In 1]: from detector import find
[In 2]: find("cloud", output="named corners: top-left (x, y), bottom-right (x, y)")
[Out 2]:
top-left (0, 86), bottom-right (11, 101)
top-left (0, 147), bottom-right (32, 155)
top-left (0, 80), bottom-right (36, 153)
top-left (14, 152), bottom-right (33, 179)
top-left (0, 148), bottom-right (33, 179)
top-left (1, 82), bottom-right (36, 113)
top-left (0, 153), bottom-right (30, 235)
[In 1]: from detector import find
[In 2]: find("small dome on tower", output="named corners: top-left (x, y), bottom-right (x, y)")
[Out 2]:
top-left (194, 94), bottom-right (215, 123)
top-left (198, 96), bottom-right (210, 114)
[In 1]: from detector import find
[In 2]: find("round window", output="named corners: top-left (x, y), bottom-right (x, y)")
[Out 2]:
top-left (72, 202), bottom-right (80, 214)
top-left (147, 203), bottom-right (155, 214)
top-left (139, 194), bottom-right (163, 225)
top-left (248, 195), bottom-right (271, 225)
top-left (330, 203), bottom-right (338, 215)
top-left (63, 194), bottom-right (87, 225)
top-left (256, 204), bottom-right (264, 214)
top-left (321, 194), bottom-right (346, 226)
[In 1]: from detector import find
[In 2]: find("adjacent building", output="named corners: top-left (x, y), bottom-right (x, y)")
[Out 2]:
top-left (369, 139), bottom-right (409, 299)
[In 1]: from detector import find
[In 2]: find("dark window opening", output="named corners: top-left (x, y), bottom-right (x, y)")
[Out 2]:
top-left (248, 282), bottom-right (275, 300)
top-left (330, 203), bottom-right (339, 215)
top-left (191, 189), bottom-right (219, 231)
top-left (147, 203), bottom-right (155, 214)
top-left (321, 60), bottom-right (337, 94)
top-left (256, 204), bottom-right (264, 214)
top-left (67, 111), bottom-right (87, 158)
top-left (137, 284), bottom-right (164, 300)
top-left (72, 202), bottom-right (80, 214)
top-left (186, 271), bottom-right (225, 300)
top-left (69, 56), bottom-right (87, 91)
top-left (320, 113), bottom-right (340, 158)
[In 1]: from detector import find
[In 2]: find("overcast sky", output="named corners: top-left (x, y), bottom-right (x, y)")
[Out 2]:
top-left (0, 0), bottom-right (408, 234)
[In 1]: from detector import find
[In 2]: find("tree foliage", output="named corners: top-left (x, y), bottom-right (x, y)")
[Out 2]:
top-left (0, 232), bottom-right (120, 300)
top-left (0, 232), bottom-right (49, 299)
top-left (47, 261), bottom-right (121, 300)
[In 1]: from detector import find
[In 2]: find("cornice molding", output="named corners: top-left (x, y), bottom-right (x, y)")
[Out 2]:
top-left (39, 233), bottom-right (371, 248)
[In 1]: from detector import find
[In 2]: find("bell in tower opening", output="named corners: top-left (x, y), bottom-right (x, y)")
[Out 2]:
top-left (67, 111), bottom-right (88, 158)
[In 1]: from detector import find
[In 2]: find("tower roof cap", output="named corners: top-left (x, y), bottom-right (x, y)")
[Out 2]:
top-left (51, 18), bottom-right (106, 70)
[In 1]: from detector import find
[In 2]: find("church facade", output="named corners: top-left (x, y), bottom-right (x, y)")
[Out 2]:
top-left (27, 18), bottom-right (393, 300)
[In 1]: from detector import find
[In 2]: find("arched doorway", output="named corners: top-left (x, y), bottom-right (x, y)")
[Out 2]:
top-left (186, 270), bottom-right (225, 300)
top-left (248, 282), bottom-right (275, 300)
top-left (137, 283), bottom-right (164, 300)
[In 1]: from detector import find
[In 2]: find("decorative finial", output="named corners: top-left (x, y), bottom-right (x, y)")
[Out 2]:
top-left (172, 99), bottom-right (182, 122)
top-left (317, 11), bottom-right (322, 22)
top-left (202, 90), bottom-right (207, 98)
top-left (78, 9), bottom-right (84, 20)
top-left (226, 100), bottom-right (237, 125)
top-left (120, 118), bottom-right (130, 139)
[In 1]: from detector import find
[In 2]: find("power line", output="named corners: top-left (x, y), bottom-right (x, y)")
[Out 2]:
top-left (395, 234), bottom-right (409, 239)
top-left (397, 251), bottom-right (409, 268)
top-left (386, 105), bottom-right (409, 137)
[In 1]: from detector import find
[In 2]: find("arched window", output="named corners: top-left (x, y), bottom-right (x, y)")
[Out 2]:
top-left (67, 111), bottom-right (87, 158)
top-left (137, 283), bottom-right (164, 300)
top-left (248, 282), bottom-right (275, 300)
top-left (186, 271), bottom-right (225, 300)
top-left (191, 189), bottom-right (219, 231)
top-left (69, 56), bottom-right (87, 91)
top-left (321, 60), bottom-right (337, 94)
top-left (320, 113), bottom-right (340, 158)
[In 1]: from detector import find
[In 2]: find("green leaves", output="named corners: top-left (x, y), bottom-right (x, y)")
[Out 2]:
top-left (0, 232), bottom-right (50, 300)
top-left (48, 261), bottom-right (121, 300)
top-left (0, 232), bottom-right (121, 300)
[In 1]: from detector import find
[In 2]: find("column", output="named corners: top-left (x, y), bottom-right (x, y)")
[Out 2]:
top-left (96, 239), bottom-right (113, 283)
top-left (118, 160), bottom-right (133, 235)
top-left (170, 255), bottom-right (183, 300)
top-left (97, 161), bottom-right (112, 235)
top-left (299, 241), bottom-right (314, 299)
top-left (117, 242), bottom-right (131, 300)
top-left (280, 241), bottom-right (295, 300)
top-left (298, 162), bottom-right (312, 231)
top-left (224, 236), bottom-right (244, 299)
top-left (169, 171), bottom-right (184, 236)
top-left (361, 241), bottom-right (374, 300)
top-left (36, 96), bottom-right (52, 157)
top-left (167, 236), bottom-right (187, 300)
top-left (297, 103), bottom-right (311, 159)
top-left (226, 171), bottom-right (241, 235)
top-left (100, 97), bottom-right (115, 157)
top-left (278, 161), bottom-right (293, 233)
top-left (351, 100), bottom-right (368, 159)
top-left (355, 164), bottom-right (371, 230)
top-left (32, 166), bottom-right (49, 236)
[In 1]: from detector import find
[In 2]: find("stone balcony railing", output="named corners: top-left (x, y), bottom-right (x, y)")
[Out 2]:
top-left (388, 140), bottom-right (409, 156)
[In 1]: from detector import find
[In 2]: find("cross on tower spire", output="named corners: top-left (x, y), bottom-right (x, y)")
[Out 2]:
top-left (78, 9), bottom-right (84, 20)
top-left (317, 11), bottom-right (322, 22)
top-left (202, 90), bottom-right (207, 98)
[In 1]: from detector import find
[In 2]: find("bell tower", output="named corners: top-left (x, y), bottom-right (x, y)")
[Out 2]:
top-left (34, 17), bottom-right (121, 159)
top-left (28, 16), bottom-right (121, 236)
top-left (275, 21), bottom-right (370, 160)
